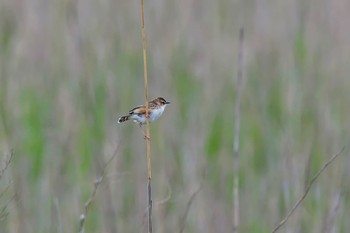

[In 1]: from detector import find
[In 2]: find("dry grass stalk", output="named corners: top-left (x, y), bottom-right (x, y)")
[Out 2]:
top-left (233, 28), bottom-right (244, 233)
top-left (0, 150), bottom-right (13, 180)
top-left (179, 183), bottom-right (202, 233)
top-left (140, 0), bottom-right (152, 232)
top-left (0, 150), bottom-right (14, 221)
top-left (272, 146), bottom-right (345, 233)
top-left (78, 147), bottom-right (119, 233)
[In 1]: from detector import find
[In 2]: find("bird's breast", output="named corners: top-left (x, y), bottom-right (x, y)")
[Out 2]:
top-left (149, 106), bottom-right (165, 122)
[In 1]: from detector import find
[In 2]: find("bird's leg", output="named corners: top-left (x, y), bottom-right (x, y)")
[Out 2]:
top-left (138, 123), bottom-right (150, 141)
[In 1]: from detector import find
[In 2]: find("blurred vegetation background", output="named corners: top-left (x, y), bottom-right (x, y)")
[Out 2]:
top-left (1, 0), bottom-right (350, 232)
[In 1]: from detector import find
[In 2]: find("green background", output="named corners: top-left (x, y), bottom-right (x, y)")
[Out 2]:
top-left (0, 0), bottom-right (350, 232)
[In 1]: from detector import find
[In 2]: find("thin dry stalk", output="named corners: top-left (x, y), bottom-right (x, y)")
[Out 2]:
top-left (141, 184), bottom-right (172, 230)
top-left (0, 150), bottom-right (14, 221)
top-left (0, 194), bottom-right (15, 221)
top-left (322, 191), bottom-right (341, 233)
top-left (155, 183), bottom-right (172, 206)
top-left (0, 183), bottom-right (10, 200)
top-left (79, 177), bottom-right (103, 233)
top-left (55, 198), bottom-right (63, 233)
top-left (272, 146), bottom-right (345, 233)
top-left (233, 28), bottom-right (244, 233)
top-left (0, 150), bottom-right (13, 179)
top-left (78, 147), bottom-right (119, 233)
top-left (140, 0), bottom-right (152, 233)
top-left (179, 183), bottom-right (202, 233)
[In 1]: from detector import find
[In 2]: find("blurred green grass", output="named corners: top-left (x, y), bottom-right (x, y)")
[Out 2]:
top-left (0, 1), bottom-right (350, 233)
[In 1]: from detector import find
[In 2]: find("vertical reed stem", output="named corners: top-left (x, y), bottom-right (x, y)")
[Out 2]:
top-left (233, 28), bottom-right (244, 233)
top-left (140, 0), bottom-right (152, 232)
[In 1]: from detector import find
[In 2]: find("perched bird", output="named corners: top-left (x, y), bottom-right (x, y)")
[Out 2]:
top-left (118, 97), bottom-right (170, 126)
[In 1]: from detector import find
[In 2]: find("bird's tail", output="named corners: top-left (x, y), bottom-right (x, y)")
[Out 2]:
top-left (118, 115), bottom-right (129, 123)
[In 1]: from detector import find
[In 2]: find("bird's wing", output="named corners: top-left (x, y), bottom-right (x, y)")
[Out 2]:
top-left (129, 105), bottom-right (146, 115)
top-left (149, 101), bottom-right (157, 108)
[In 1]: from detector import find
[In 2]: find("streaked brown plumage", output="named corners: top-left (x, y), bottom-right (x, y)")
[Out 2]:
top-left (118, 97), bottom-right (170, 125)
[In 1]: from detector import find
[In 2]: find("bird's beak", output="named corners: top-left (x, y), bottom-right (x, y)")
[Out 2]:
top-left (165, 101), bottom-right (170, 104)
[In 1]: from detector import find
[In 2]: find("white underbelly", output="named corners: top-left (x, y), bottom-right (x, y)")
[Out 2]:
top-left (130, 106), bottom-right (165, 124)
top-left (149, 106), bottom-right (165, 122)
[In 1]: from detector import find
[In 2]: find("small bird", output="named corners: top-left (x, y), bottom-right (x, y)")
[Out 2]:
top-left (118, 97), bottom-right (170, 126)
